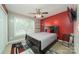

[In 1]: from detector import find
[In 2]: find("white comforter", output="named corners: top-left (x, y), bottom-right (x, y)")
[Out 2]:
top-left (26, 32), bottom-right (57, 50)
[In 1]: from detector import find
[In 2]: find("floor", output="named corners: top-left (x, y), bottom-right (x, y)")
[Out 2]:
top-left (3, 38), bottom-right (25, 54)
top-left (3, 44), bottom-right (12, 54)
top-left (49, 42), bottom-right (74, 54)
top-left (3, 39), bottom-right (74, 54)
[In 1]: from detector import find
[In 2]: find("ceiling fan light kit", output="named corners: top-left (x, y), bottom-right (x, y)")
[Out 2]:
top-left (35, 14), bottom-right (41, 18)
top-left (29, 8), bottom-right (48, 19)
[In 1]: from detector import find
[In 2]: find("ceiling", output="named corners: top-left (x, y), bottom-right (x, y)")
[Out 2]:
top-left (5, 4), bottom-right (76, 19)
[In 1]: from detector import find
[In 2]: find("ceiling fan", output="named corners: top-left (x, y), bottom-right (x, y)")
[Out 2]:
top-left (29, 8), bottom-right (48, 18)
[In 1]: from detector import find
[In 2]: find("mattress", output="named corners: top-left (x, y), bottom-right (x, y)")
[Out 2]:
top-left (26, 32), bottom-right (57, 50)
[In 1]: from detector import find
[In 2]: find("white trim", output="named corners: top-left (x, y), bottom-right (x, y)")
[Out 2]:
top-left (58, 39), bottom-right (69, 44)
top-left (7, 38), bottom-right (25, 44)
top-left (0, 4), bottom-right (8, 53)
top-left (0, 5), bottom-right (7, 16)
top-left (0, 5), bottom-right (8, 42)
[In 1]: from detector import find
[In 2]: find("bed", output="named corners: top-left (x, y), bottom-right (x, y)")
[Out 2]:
top-left (25, 32), bottom-right (57, 54)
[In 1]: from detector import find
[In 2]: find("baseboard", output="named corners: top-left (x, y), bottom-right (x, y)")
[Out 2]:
top-left (58, 39), bottom-right (69, 43)
top-left (7, 39), bottom-right (25, 44)
top-left (58, 39), bottom-right (63, 42)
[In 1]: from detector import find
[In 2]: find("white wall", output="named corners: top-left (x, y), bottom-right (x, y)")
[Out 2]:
top-left (74, 5), bottom-right (79, 54)
top-left (8, 12), bottom-right (35, 41)
top-left (0, 5), bottom-right (8, 53)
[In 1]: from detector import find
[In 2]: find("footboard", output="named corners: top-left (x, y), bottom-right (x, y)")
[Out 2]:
top-left (25, 35), bottom-right (42, 53)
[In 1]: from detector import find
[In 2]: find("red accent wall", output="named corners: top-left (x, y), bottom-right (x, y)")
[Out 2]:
top-left (40, 11), bottom-right (73, 41)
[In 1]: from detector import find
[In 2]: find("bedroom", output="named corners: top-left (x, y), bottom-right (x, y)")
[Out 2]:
top-left (0, 4), bottom-right (77, 54)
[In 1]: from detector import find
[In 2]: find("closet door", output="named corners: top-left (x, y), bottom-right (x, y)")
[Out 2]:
top-left (0, 6), bottom-right (8, 53)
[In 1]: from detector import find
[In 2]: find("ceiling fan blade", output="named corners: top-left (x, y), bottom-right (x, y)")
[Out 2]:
top-left (29, 13), bottom-right (37, 14)
top-left (42, 12), bottom-right (48, 14)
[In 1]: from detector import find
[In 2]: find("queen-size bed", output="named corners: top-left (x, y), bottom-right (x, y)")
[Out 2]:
top-left (25, 32), bottom-right (57, 54)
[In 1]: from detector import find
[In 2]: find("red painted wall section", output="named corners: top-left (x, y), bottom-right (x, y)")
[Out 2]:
top-left (40, 11), bottom-right (73, 41)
